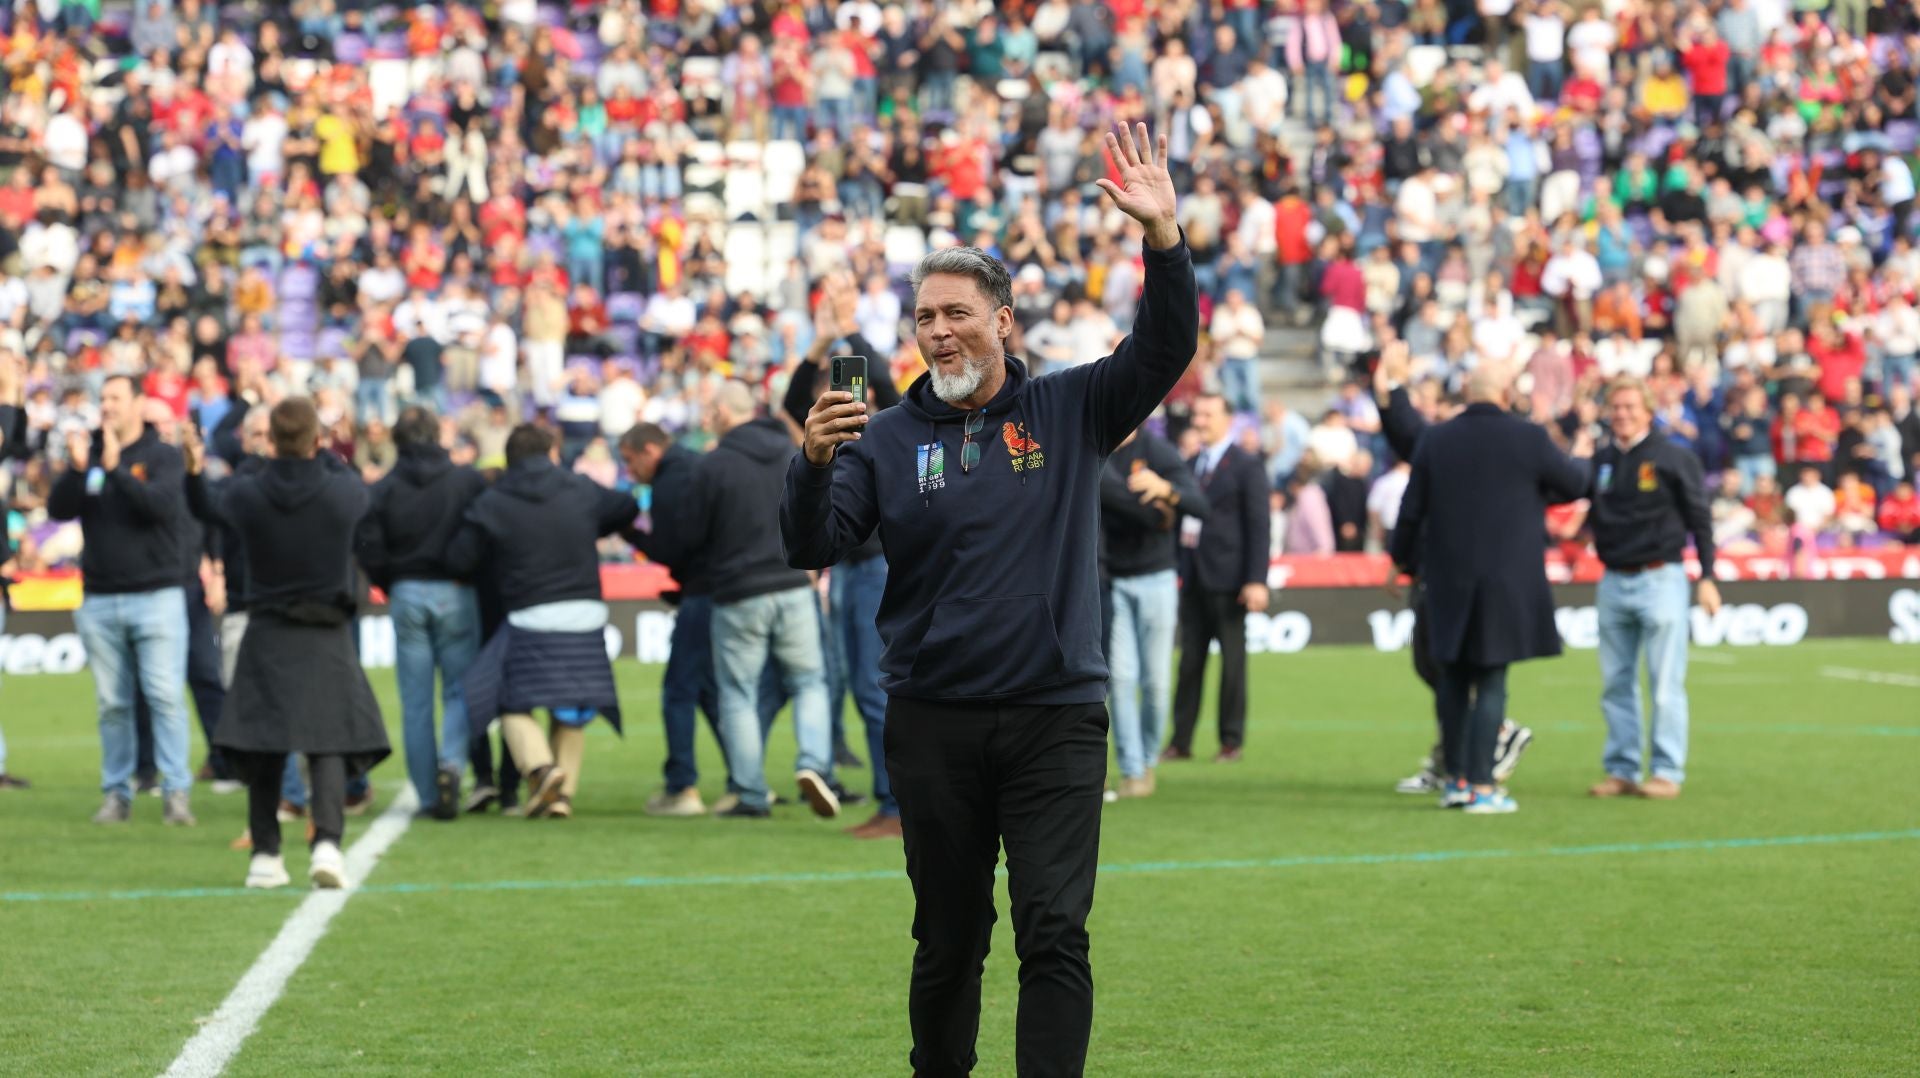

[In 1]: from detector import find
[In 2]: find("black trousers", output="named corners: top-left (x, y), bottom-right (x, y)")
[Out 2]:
top-left (1169, 587), bottom-right (1247, 752)
top-left (237, 751), bottom-right (345, 856)
top-left (1435, 661), bottom-right (1508, 786)
top-left (885, 698), bottom-right (1107, 1078)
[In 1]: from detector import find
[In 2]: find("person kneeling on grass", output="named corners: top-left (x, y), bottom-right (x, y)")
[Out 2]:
top-left (445, 425), bottom-right (641, 819)
top-left (186, 400), bottom-right (391, 890)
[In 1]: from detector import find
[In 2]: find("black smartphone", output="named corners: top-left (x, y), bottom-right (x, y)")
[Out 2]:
top-left (830, 355), bottom-right (868, 403)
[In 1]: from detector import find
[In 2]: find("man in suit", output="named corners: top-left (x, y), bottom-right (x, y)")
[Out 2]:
top-left (1167, 392), bottom-right (1272, 763)
top-left (1390, 364), bottom-right (1591, 814)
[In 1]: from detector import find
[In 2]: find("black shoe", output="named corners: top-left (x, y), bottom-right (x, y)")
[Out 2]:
top-left (431, 767), bottom-right (460, 820)
top-left (833, 745), bottom-right (865, 769)
top-left (135, 772), bottom-right (159, 796)
top-left (463, 784), bottom-right (499, 814)
top-left (827, 780), bottom-right (868, 809)
top-left (0, 773), bottom-right (30, 789)
top-left (717, 801), bottom-right (771, 819)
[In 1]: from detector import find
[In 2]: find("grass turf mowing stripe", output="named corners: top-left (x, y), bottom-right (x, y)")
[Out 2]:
top-left (158, 789), bottom-right (418, 1078)
top-left (1820, 665), bottom-right (1920, 688)
top-left (10, 828), bottom-right (1916, 908)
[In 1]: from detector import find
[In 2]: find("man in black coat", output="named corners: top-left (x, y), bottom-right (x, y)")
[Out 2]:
top-left (1102, 427), bottom-right (1207, 797)
top-left (446, 425), bottom-right (638, 819)
top-left (356, 406), bottom-right (488, 820)
top-left (1389, 365), bottom-right (1591, 814)
top-left (185, 399), bottom-right (390, 889)
top-left (1167, 392), bottom-right (1271, 763)
top-left (1375, 347), bottom-right (1546, 794)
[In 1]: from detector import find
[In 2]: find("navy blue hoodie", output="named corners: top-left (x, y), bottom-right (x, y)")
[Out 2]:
top-left (781, 239), bottom-right (1198, 704)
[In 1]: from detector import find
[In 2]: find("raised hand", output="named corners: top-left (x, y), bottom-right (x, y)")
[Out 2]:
top-left (1095, 122), bottom-right (1180, 250)
top-left (182, 421), bottom-right (206, 476)
top-left (803, 390), bottom-right (868, 468)
top-left (101, 425), bottom-right (122, 472)
top-left (65, 428), bottom-right (90, 470)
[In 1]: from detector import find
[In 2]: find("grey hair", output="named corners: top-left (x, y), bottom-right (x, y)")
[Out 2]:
top-left (909, 246), bottom-right (1013, 314)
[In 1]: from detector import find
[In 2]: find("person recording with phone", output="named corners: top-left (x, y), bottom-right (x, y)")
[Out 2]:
top-left (782, 123), bottom-right (1198, 1076)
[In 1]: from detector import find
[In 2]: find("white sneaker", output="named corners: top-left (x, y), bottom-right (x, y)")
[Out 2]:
top-left (245, 854), bottom-right (291, 890)
top-left (308, 841), bottom-right (348, 889)
top-left (210, 779), bottom-right (245, 795)
top-left (796, 769), bottom-right (841, 819)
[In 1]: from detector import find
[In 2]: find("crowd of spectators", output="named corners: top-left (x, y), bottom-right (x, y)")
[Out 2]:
top-left (2, 0), bottom-right (1920, 583)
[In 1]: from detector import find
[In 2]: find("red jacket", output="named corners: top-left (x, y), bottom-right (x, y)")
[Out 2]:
top-left (1683, 41), bottom-right (1731, 97)
top-left (1275, 197), bottom-right (1312, 265)
top-left (1879, 491), bottom-right (1920, 536)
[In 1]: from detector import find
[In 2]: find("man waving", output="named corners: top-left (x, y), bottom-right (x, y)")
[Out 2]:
top-left (782, 124), bottom-right (1198, 1077)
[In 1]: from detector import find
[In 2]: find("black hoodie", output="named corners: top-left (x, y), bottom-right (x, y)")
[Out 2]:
top-left (356, 442), bottom-right (488, 591)
top-left (48, 425), bottom-right (189, 595)
top-left (691, 416), bottom-right (814, 604)
top-left (188, 454), bottom-right (369, 609)
top-left (782, 236), bottom-right (1199, 703)
top-left (619, 442), bottom-right (712, 598)
top-left (444, 456), bottom-right (638, 614)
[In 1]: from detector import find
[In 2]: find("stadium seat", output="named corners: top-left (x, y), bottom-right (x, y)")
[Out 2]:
top-left (763, 139), bottom-right (805, 204)
top-left (687, 140), bottom-right (726, 166)
top-left (725, 223), bottom-right (770, 295)
top-left (725, 168), bottom-right (766, 220)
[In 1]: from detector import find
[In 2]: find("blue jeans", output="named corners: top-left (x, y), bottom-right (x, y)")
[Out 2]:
top-left (1734, 453), bottom-right (1776, 495)
top-left (355, 376), bottom-right (393, 427)
top-left (661, 595), bottom-right (785, 795)
top-left (713, 586), bottom-right (833, 810)
top-left (1220, 357), bottom-right (1259, 413)
top-left (1108, 570), bottom-right (1178, 779)
top-left (391, 580), bottom-right (481, 806)
top-left (1598, 565), bottom-right (1692, 785)
top-left (816, 96), bottom-right (853, 141)
top-left (1298, 65), bottom-right (1336, 126)
top-left (1527, 58), bottom-right (1564, 101)
top-left (772, 105), bottom-right (808, 141)
top-left (75, 588), bottom-right (192, 798)
top-left (828, 556), bottom-right (892, 814)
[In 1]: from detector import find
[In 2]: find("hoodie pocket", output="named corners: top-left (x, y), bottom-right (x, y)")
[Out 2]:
top-left (907, 594), bottom-right (1066, 698)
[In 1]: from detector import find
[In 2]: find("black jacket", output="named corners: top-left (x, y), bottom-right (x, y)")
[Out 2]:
top-left (1180, 444), bottom-right (1272, 594)
top-left (1390, 403), bottom-right (1590, 667)
top-left (189, 454), bottom-right (369, 609)
top-left (696, 417), bottom-right (813, 604)
top-left (0, 404), bottom-right (25, 606)
top-left (782, 236), bottom-right (1199, 704)
top-left (189, 455), bottom-right (266, 612)
top-left (620, 442), bottom-right (712, 599)
top-left (1587, 430), bottom-right (1716, 576)
top-left (1101, 431), bottom-right (1208, 578)
top-left (445, 457), bottom-right (636, 614)
top-left (1381, 385), bottom-right (1427, 464)
top-left (47, 425), bottom-right (189, 595)
top-left (356, 443), bottom-right (488, 591)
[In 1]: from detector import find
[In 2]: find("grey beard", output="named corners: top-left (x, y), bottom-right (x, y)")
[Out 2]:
top-left (928, 354), bottom-right (994, 405)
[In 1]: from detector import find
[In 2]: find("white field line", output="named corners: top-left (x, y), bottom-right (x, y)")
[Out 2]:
top-left (159, 787), bottom-right (418, 1078)
top-left (1820, 666), bottom-right (1920, 689)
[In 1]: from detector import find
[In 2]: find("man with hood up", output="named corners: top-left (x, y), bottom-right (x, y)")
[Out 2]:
top-left (687, 380), bottom-right (841, 821)
top-left (782, 123), bottom-right (1198, 1076)
top-left (356, 406), bottom-right (487, 820)
top-left (185, 398), bottom-right (390, 890)
top-left (446, 425), bottom-right (639, 820)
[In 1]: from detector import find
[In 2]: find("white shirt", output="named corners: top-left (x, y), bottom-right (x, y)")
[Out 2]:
top-left (1523, 14), bottom-right (1566, 62)
top-left (1237, 198), bottom-right (1276, 255)
top-left (1472, 313), bottom-right (1525, 363)
top-left (1737, 253), bottom-right (1792, 303)
top-left (1368, 467), bottom-right (1411, 531)
top-left (1068, 312), bottom-right (1117, 367)
top-left (1883, 158), bottom-right (1917, 206)
top-left (1468, 73), bottom-right (1536, 120)
top-left (599, 379), bottom-right (645, 436)
top-left (1785, 482), bottom-right (1836, 531)
top-left (1394, 177), bottom-right (1439, 243)
top-left (1210, 304), bottom-right (1265, 360)
top-left (243, 113), bottom-right (288, 177)
top-left (1308, 424), bottom-right (1358, 469)
top-left (1240, 68), bottom-right (1289, 134)
top-left (393, 298), bottom-right (448, 343)
top-left (643, 293), bottom-right (697, 336)
top-left (1566, 18), bottom-right (1617, 77)
top-left (1542, 250), bottom-right (1603, 300)
top-left (855, 289), bottom-right (902, 351)
top-left (479, 324), bottom-right (519, 392)
top-left (42, 112), bottom-right (87, 172)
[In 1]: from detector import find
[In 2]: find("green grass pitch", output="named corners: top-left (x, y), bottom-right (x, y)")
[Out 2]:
top-left (2, 640), bottom-right (1915, 1075)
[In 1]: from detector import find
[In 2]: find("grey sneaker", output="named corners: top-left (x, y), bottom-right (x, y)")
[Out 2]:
top-left (162, 790), bottom-right (197, 826)
top-left (92, 793), bottom-right (131, 823)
